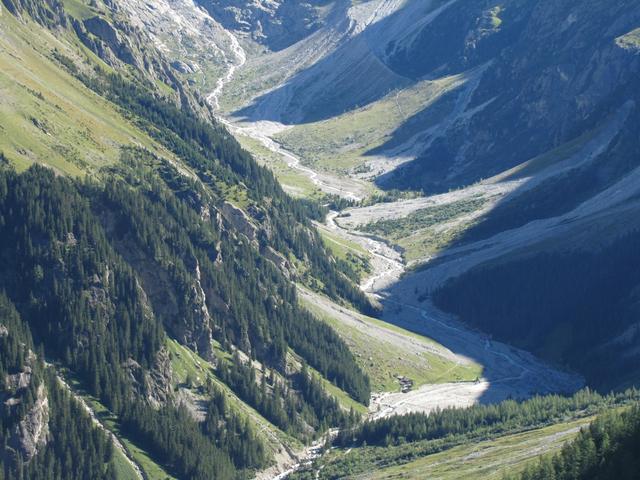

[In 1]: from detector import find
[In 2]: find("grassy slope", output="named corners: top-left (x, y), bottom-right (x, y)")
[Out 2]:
top-left (286, 349), bottom-right (369, 415)
top-left (110, 449), bottom-right (141, 480)
top-left (315, 223), bottom-right (372, 282)
top-left (273, 75), bottom-right (462, 176)
top-left (234, 133), bottom-right (323, 199)
top-left (0, 12), bottom-right (171, 176)
top-left (60, 371), bottom-right (177, 480)
top-left (62, 0), bottom-right (97, 20)
top-left (167, 339), bottom-right (303, 457)
top-left (306, 416), bottom-right (594, 480)
top-left (616, 27), bottom-right (640, 49)
top-left (300, 290), bottom-right (482, 393)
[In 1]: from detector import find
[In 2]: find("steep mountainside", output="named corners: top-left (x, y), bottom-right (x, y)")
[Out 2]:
top-left (382, 0), bottom-right (640, 192)
top-left (196, 0), bottom-right (333, 52)
top-left (0, 0), bottom-right (374, 477)
top-left (202, 0), bottom-right (640, 392)
top-left (217, 0), bottom-right (640, 190)
top-left (3, 0), bottom-right (640, 478)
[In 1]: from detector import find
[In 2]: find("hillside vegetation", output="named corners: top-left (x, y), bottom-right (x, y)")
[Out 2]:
top-left (0, 0), bottom-right (379, 476)
top-left (291, 389), bottom-right (640, 480)
top-left (513, 406), bottom-right (640, 480)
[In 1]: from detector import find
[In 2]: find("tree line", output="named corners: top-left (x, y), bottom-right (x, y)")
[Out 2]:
top-left (433, 228), bottom-right (640, 388)
top-left (336, 389), bottom-right (640, 448)
top-left (512, 405), bottom-right (640, 480)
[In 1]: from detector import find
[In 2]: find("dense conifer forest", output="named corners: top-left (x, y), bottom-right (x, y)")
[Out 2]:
top-left (336, 389), bottom-right (640, 448)
top-left (433, 229), bottom-right (640, 388)
top-left (0, 160), bottom-right (370, 477)
top-left (0, 294), bottom-right (117, 480)
top-left (513, 406), bottom-right (640, 480)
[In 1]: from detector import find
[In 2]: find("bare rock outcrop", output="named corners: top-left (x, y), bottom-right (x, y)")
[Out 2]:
top-left (261, 245), bottom-right (294, 278)
top-left (3, 368), bottom-right (50, 465)
top-left (124, 347), bottom-right (174, 408)
top-left (221, 201), bottom-right (257, 242)
top-left (198, 0), bottom-right (327, 51)
top-left (7, 384), bottom-right (50, 462)
top-left (187, 259), bottom-right (215, 359)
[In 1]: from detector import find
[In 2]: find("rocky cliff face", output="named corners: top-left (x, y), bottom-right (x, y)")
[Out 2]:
top-left (225, 0), bottom-right (640, 193)
top-left (385, 0), bottom-right (640, 192)
top-left (98, 214), bottom-right (216, 361)
top-left (73, 8), bottom-right (210, 116)
top-left (6, 384), bottom-right (50, 462)
top-left (2, 351), bottom-right (50, 464)
top-left (221, 201), bottom-right (258, 242)
top-left (125, 347), bottom-right (174, 408)
top-left (3, 0), bottom-right (212, 118)
top-left (197, 0), bottom-right (333, 51)
top-left (1, 0), bottom-right (66, 27)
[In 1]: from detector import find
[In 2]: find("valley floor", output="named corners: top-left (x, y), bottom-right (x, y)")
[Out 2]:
top-left (203, 24), bottom-right (585, 480)
top-left (221, 108), bottom-right (584, 417)
top-left (311, 415), bottom-right (595, 480)
top-left (213, 105), bottom-right (587, 480)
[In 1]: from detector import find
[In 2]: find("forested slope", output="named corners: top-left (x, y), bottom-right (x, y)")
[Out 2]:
top-left (513, 406), bottom-right (640, 480)
top-left (0, 293), bottom-right (119, 480)
top-left (433, 229), bottom-right (640, 389)
top-left (0, 0), bottom-right (374, 476)
top-left (290, 389), bottom-right (640, 480)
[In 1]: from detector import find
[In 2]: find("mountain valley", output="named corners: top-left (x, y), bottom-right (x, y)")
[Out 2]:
top-left (1, 0), bottom-right (640, 479)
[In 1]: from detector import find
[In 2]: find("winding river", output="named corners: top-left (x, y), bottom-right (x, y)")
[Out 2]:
top-left (205, 28), bottom-right (583, 480)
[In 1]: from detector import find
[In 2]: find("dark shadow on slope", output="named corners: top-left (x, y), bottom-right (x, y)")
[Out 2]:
top-left (433, 229), bottom-right (640, 393)
top-left (375, 82), bottom-right (640, 195)
top-left (449, 96), bottom-right (640, 248)
top-left (369, 81), bottom-right (476, 194)
top-left (369, 1), bottom-right (640, 194)
top-left (232, 2), bottom-right (414, 124)
top-left (232, 0), bottom-right (517, 125)
top-left (374, 96), bottom-right (640, 403)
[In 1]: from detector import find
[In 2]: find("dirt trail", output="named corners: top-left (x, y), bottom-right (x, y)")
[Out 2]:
top-left (54, 373), bottom-right (144, 480)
